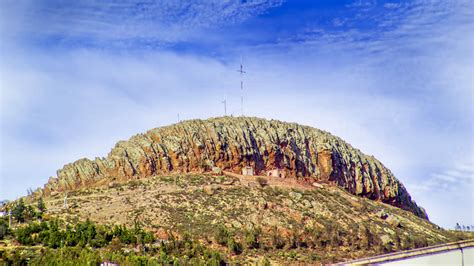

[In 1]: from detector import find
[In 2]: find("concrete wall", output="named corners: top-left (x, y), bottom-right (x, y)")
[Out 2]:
top-left (383, 246), bottom-right (473, 265)
top-left (344, 240), bottom-right (474, 265)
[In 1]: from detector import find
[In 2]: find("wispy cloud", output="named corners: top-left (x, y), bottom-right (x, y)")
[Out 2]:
top-left (230, 0), bottom-right (474, 227)
top-left (411, 160), bottom-right (474, 193)
top-left (1, 0), bottom-right (284, 46)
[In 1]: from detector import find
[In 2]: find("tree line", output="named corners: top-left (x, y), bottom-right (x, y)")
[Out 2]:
top-left (455, 223), bottom-right (474, 232)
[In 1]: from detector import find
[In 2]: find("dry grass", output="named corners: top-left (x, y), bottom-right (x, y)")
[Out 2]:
top-left (38, 173), bottom-right (471, 264)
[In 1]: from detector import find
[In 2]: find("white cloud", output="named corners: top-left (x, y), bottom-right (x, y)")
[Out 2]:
top-left (227, 0), bottom-right (473, 227)
top-left (0, 0), bottom-right (284, 45)
top-left (384, 3), bottom-right (401, 9)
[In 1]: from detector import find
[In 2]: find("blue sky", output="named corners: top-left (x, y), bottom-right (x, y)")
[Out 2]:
top-left (0, 0), bottom-right (472, 229)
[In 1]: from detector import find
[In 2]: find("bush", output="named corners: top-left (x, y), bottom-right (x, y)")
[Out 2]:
top-left (271, 230), bottom-right (286, 249)
top-left (0, 218), bottom-right (8, 240)
top-left (259, 257), bottom-right (271, 266)
top-left (289, 229), bottom-right (302, 249)
top-left (12, 199), bottom-right (26, 223)
top-left (256, 177), bottom-right (268, 187)
top-left (37, 198), bottom-right (46, 219)
top-left (214, 226), bottom-right (229, 246)
top-left (244, 228), bottom-right (261, 249)
top-left (227, 237), bottom-right (243, 255)
top-left (6, 218), bottom-right (233, 265)
top-left (413, 235), bottom-right (428, 249)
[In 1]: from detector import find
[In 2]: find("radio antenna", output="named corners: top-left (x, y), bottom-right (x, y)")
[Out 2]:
top-left (237, 56), bottom-right (246, 116)
top-left (221, 100), bottom-right (227, 116)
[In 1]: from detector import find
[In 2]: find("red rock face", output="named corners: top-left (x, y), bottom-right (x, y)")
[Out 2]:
top-left (44, 117), bottom-right (428, 219)
top-left (317, 150), bottom-right (333, 181)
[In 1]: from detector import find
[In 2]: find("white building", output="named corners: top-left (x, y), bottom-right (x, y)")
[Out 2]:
top-left (242, 166), bottom-right (254, 176)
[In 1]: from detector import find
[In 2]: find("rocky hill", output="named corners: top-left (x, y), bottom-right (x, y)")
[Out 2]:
top-left (7, 116), bottom-right (474, 264)
top-left (40, 173), bottom-right (465, 264)
top-left (43, 116), bottom-right (426, 219)
top-left (7, 172), bottom-right (472, 264)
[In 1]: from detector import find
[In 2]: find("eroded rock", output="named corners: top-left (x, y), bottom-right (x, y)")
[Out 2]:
top-left (43, 117), bottom-right (428, 219)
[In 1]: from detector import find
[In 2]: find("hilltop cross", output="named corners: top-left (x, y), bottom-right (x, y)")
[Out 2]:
top-left (237, 57), bottom-right (246, 116)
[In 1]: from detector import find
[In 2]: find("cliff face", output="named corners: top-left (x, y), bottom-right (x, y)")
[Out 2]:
top-left (44, 117), bottom-right (427, 219)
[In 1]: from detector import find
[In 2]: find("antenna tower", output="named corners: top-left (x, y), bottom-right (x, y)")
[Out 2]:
top-left (221, 100), bottom-right (227, 116)
top-left (237, 56), bottom-right (246, 116)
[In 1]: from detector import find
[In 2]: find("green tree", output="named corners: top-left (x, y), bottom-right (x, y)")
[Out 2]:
top-left (12, 199), bottom-right (26, 223)
top-left (25, 205), bottom-right (37, 221)
top-left (65, 225), bottom-right (78, 246)
top-left (48, 221), bottom-right (63, 248)
top-left (0, 218), bottom-right (9, 240)
top-left (455, 223), bottom-right (462, 231)
top-left (15, 222), bottom-right (44, 245)
top-left (37, 198), bottom-right (46, 216)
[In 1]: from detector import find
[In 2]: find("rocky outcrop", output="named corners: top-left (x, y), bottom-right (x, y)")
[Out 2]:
top-left (43, 116), bottom-right (427, 219)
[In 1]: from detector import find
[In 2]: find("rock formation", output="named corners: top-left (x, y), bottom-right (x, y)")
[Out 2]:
top-left (43, 117), bottom-right (427, 219)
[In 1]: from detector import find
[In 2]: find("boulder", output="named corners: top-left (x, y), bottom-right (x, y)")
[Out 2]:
top-left (380, 234), bottom-right (393, 246)
top-left (204, 185), bottom-right (220, 196)
top-left (386, 215), bottom-right (401, 227)
top-left (289, 191), bottom-right (303, 201)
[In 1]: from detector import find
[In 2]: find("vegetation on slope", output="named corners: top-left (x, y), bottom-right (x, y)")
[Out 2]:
top-left (3, 174), bottom-right (472, 264)
top-left (1, 218), bottom-right (225, 265)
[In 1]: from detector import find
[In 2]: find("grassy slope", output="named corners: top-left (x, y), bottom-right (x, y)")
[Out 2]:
top-left (33, 174), bottom-right (469, 264)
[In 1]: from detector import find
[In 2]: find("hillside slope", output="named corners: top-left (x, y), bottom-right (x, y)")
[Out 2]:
top-left (43, 117), bottom-right (426, 219)
top-left (42, 174), bottom-right (462, 264)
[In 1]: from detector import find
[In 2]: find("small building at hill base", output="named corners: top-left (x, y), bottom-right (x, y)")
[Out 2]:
top-left (242, 166), bottom-right (254, 176)
top-left (267, 169), bottom-right (285, 178)
top-left (100, 262), bottom-right (119, 266)
top-left (211, 166), bottom-right (222, 175)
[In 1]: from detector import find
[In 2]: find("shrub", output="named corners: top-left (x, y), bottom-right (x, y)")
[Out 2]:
top-left (271, 228), bottom-right (286, 249)
top-left (16, 227), bottom-right (34, 245)
top-left (110, 237), bottom-right (122, 252)
top-left (364, 226), bottom-right (374, 248)
top-left (7, 218), bottom-right (233, 264)
top-left (259, 257), bottom-right (271, 266)
top-left (413, 235), bottom-right (428, 249)
top-left (24, 205), bottom-right (37, 221)
top-left (0, 218), bottom-right (8, 240)
top-left (256, 177), bottom-right (268, 187)
top-left (203, 249), bottom-right (225, 266)
top-left (12, 199), bottom-right (26, 223)
top-left (37, 198), bottom-right (46, 217)
top-left (244, 228), bottom-right (261, 249)
top-left (227, 237), bottom-right (243, 255)
top-left (214, 226), bottom-right (229, 246)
